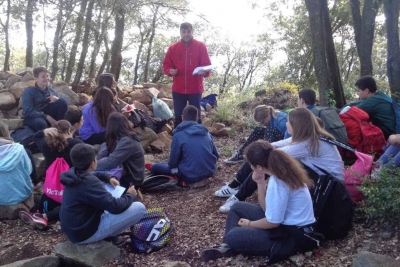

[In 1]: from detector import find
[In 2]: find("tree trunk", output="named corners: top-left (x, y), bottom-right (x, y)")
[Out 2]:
top-left (25, 0), bottom-right (34, 67)
top-left (305, 0), bottom-right (331, 105)
top-left (51, 2), bottom-right (63, 80)
top-left (1, 0), bottom-right (11, 71)
top-left (322, 0), bottom-right (345, 107)
top-left (383, 0), bottom-right (400, 98)
top-left (89, 1), bottom-right (108, 78)
top-left (64, 0), bottom-right (88, 83)
top-left (110, 7), bottom-right (125, 81)
top-left (133, 23), bottom-right (150, 85)
top-left (350, 0), bottom-right (381, 76)
top-left (143, 6), bottom-right (159, 82)
top-left (72, 0), bottom-right (95, 89)
top-left (97, 34), bottom-right (111, 81)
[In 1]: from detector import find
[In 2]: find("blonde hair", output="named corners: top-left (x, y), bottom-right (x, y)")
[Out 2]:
top-left (253, 105), bottom-right (277, 124)
top-left (288, 108), bottom-right (334, 156)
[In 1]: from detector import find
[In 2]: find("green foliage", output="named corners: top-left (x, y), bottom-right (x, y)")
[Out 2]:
top-left (326, 89), bottom-right (336, 107)
top-left (360, 167), bottom-right (400, 224)
top-left (275, 81), bottom-right (299, 94)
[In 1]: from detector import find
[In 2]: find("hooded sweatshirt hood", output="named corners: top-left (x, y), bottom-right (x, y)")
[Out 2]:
top-left (0, 141), bottom-right (26, 172)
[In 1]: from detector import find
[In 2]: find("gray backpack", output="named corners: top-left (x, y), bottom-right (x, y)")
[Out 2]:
top-left (311, 106), bottom-right (348, 144)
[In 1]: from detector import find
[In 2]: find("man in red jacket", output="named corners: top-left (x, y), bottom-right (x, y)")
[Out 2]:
top-left (163, 22), bottom-right (212, 126)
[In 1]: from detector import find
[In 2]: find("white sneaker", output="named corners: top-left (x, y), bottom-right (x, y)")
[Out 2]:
top-left (219, 195), bottom-right (239, 213)
top-left (214, 184), bottom-right (239, 198)
top-left (371, 166), bottom-right (381, 180)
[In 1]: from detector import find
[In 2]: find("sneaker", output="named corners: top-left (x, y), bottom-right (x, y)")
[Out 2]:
top-left (219, 195), bottom-right (239, 213)
top-left (371, 166), bottom-right (381, 180)
top-left (214, 184), bottom-right (239, 198)
top-left (201, 245), bottom-right (237, 261)
top-left (223, 151), bottom-right (244, 164)
top-left (104, 236), bottom-right (126, 247)
top-left (19, 210), bottom-right (48, 230)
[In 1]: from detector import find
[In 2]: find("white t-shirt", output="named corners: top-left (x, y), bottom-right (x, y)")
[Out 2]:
top-left (265, 175), bottom-right (315, 226)
top-left (272, 137), bottom-right (345, 182)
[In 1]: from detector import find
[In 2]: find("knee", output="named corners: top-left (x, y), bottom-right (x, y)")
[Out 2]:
top-left (128, 201), bottom-right (146, 217)
top-left (35, 119), bottom-right (48, 130)
top-left (56, 98), bottom-right (68, 110)
top-left (230, 201), bottom-right (246, 213)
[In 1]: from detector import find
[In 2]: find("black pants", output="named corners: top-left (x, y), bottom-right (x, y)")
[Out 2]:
top-left (32, 194), bottom-right (60, 222)
top-left (25, 149), bottom-right (40, 185)
top-left (82, 132), bottom-right (106, 145)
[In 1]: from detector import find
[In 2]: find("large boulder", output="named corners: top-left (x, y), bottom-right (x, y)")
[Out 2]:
top-left (32, 153), bottom-right (46, 179)
top-left (158, 88), bottom-right (173, 99)
top-left (55, 241), bottom-right (120, 267)
top-left (142, 82), bottom-right (158, 88)
top-left (15, 67), bottom-right (33, 77)
top-left (20, 72), bottom-right (34, 82)
top-left (144, 87), bottom-right (159, 98)
top-left (0, 255), bottom-right (60, 267)
top-left (0, 91), bottom-right (17, 110)
top-left (353, 251), bottom-right (400, 267)
top-left (4, 76), bottom-right (21, 89)
top-left (52, 82), bottom-right (79, 105)
top-left (132, 100), bottom-right (150, 112)
top-left (160, 98), bottom-right (174, 109)
top-left (77, 93), bottom-right (90, 106)
top-left (130, 89), bottom-right (152, 106)
top-left (132, 126), bottom-right (158, 148)
top-left (9, 82), bottom-right (31, 100)
top-left (1, 119), bottom-right (24, 131)
top-left (157, 131), bottom-right (172, 150)
top-left (0, 193), bottom-right (34, 220)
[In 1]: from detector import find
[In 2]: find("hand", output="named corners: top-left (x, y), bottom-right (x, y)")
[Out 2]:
top-left (238, 218), bottom-right (251, 227)
top-left (252, 172), bottom-right (266, 184)
top-left (109, 177), bottom-right (120, 188)
top-left (127, 186), bottom-right (137, 196)
top-left (121, 110), bottom-right (131, 118)
top-left (169, 69), bottom-right (178, 76)
top-left (47, 95), bottom-right (59, 103)
top-left (43, 127), bottom-right (58, 137)
top-left (46, 115), bottom-right (56, 126)
top-left (388, 134), bottom-right (400, 145)
top-left (197, 69), bottom-right (206, 76)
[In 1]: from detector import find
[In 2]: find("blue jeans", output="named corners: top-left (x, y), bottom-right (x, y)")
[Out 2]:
top-left (377, 144), bottom-right (400, 168)
top-left (24, 98), bottom-right (68, 131)
top-left (172, 92), bottom-right (202, 126)
top-left (151, 163), bottom-right (205, 184)
top-left (78, 202), bottom-right (146, 244)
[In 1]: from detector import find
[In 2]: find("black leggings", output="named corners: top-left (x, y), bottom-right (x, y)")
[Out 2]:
top-left (82, 132), bottom-right (106, 145)
top-left (237, 126), bottom-right (284, 156)
top-left (37, 194), bottom-right (60, 222)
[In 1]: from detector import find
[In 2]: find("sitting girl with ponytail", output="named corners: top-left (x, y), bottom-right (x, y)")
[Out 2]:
top-left (202, 140), bottom-right (322, 263)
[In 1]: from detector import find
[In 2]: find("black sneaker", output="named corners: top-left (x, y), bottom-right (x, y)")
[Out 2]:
top-left (104, 236), bottom-right (126, 247)
top-left (223, 151), bottom-right (244, 164)
top-left (201, 246), bottom-right (237, 261)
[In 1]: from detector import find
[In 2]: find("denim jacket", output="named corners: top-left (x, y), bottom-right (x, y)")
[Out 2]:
top-left (21, 84), bottom-right (59, 120)
top-left (269, 111), bottom-right (289, 138)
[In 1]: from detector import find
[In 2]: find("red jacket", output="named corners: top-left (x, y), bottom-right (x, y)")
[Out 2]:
top-left (163, 39), bottom-right (211, 94)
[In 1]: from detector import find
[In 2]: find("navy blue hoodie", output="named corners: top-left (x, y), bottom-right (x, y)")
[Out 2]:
top-left (60, 168), bottom-right (135, 243)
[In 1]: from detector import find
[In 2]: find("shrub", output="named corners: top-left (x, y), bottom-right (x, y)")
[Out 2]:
top-left (359, 167), bottom-right (400, 224)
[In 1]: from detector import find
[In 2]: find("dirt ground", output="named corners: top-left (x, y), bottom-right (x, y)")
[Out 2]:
top-left (0, 131), bottom-right (399, 267)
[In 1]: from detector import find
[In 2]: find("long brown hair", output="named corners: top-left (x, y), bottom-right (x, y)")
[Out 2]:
top-left (244, 140), bottom-right (313, 190)
top-left (45, 120), bottom-right (72, 153)
top-left (105, 112), bottom-right (138, 152)
top-left (288, 108), bottom-right (334, 156)
top-left (253, 105), bottom-right (277, 124)
top-left (91, 86), bottom-right (116, 127)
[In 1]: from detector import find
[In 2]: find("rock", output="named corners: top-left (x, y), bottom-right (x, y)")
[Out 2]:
top-left (55, 241), bottom-right (120, 267)
top-left (0, 111), bottom-right (4, 119)
top-left (201, 110), bottom-right (207, 120)
top-left (160, 98), bottom-right (174, 109)
top-left (53, 82), bottom-right (79, 105)
top-left (353, 251), bottom-right (400, 267)
top-left (20, 72), bottom-right (34, 82)
top-left (0, 83), bottom-right (4, 90)
top-left (1, 119), bottom-right (23, 131)
top-left (203, 117), bottom-right (212, 128)
top-left (161, 123), bottom-right (173, 134)
top-left (160, 84), bottom-right (172, 92)
top-left (142, 82), bottom-right (158, 88)
top-left (213, 122), bottom-right (226, 131)
top-left (132, 101), bottom-right (150, 112)
top-left (15, 67), bottom-right (33, 77)
top-left (144, 87), bottom-right (160, 99)
top-left (0, 79), bottom-right (6, 85)
top-left (133, 126), bottom-right (158, 148)
top-left (1, 255), bottom-right (60, 267)
top-left (119, 85), bottom-right (134, 94)
top-left (0, 92), bottom-right (17, 110)
top-left (206, 103), bottom-right (212, 112)
top-left (9, 82), bottom-right (31, 100)
top-left (77, 93), bottom-right (90, 106)
top-left (0, 193), bottom-right (34, 220)
top-left (216, 127), bottom-right (231, 136)
top-left (289, 253), bottom-right (306, 267)
top-left (130, 89), bottom-right (152, 106)
top-left (5, 75), bottom-right (21, 88)
top-left (3, 107), bottom-right (18, 116)
top-left (150, 139), bottom-right (165, 152)
top-left (163, 261), bottom-right (191, 267)
top-left (157, 131), bottom-right (172, 150)
top-left (68, 105), bottom-right (79, 111)
top-left (158, 88), bottom-right (173, 99)
top-left (132, 84), bottom-right (144, 89)
top-left (32, 153), bottom-right (46, 179)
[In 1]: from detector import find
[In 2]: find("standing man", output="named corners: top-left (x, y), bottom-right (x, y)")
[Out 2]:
top-left (21, 67), bottom-right (68, 132)
top-left (163, 22), bottom-right (212, 127)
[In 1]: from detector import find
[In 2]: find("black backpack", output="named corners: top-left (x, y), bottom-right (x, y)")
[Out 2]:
top-left (10, 127), bottom-right (40, 154)
top-left (305, 165), bottom-right (354, 240)
top-left (140, 175), bottom-right (181, 192)
top-left (129, 109), bottom-right (167, 133)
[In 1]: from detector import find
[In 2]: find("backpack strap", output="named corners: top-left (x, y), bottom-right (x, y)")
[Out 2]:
top-left (318, 135), bottom-right (355, 153)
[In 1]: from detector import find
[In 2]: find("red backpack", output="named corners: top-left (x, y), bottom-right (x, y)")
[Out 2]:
top-left (339, 106), bottom-right (386, 161)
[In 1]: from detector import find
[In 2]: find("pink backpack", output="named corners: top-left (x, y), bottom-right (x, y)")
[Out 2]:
top-left (43, 157), bottom-right (70, 203)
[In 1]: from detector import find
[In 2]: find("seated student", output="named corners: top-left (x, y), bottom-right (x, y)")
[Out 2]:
top-left (19, 120), bottom-right (83, 229)
top-left (91, 73), bottom-right (120, 111)
top-left (64, 109), bottom-right (83, 137)
top-left (223, 105), bottom-right (288, 165)
top-left (372, 134), bottom-right (400, 178)
top-left (150, 105), bottom-right (219, 185)
top-left (60, 143), bottom-right (145, 245)
top-left (347, 76), bottom-right (395, 139)
top-left (298, 88), bottom-right (348, 144)
top-left (79, 87), bottom-right (117, 145)
top-left (21, 67), bottom-right (68, 132)
top-left (0, 122), bottom-right (39, 186)
top-left (201, 140), bottom-right (321, 263)
top-left (217, 108), bottom-right (344, 213)
top-left (0, 122), bottom-right (33, 206)
top-left (96, 112), bottom-right (145, 188)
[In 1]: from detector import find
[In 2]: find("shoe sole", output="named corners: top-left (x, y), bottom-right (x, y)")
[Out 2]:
top-left (19, 211), bottom-right (47, 230)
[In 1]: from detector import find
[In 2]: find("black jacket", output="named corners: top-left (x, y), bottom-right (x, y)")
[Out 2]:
top-left (60, 168), bottom-right (135, 243)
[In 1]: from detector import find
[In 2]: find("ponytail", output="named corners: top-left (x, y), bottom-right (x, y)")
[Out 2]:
top-left (45, 120), bottom-right (72, 153)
